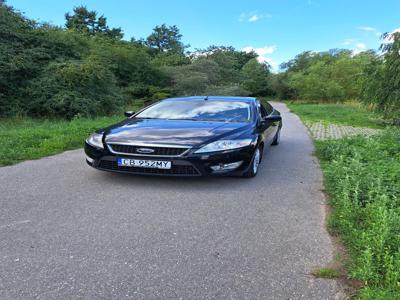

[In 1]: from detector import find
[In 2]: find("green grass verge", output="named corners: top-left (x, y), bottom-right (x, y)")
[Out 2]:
top-left (312, 267), bottom-right (340, 279)
top-left (0, 116), bottom-right (123, 166)
top-left (0, 99), bottom-right (148, 167)
top-left (316, 129), bottom-right (400, 299)
top-left (286, 102), bottom-right (383, 128)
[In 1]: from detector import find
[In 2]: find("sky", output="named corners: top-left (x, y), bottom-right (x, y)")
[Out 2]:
top-left (7, 0), bottom-right (400, 70)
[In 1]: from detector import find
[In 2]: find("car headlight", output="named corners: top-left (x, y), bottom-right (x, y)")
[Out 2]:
top-left (86, 133), bottom-right (104, 149)
top-left (194, 139), bottom-right (253, 153)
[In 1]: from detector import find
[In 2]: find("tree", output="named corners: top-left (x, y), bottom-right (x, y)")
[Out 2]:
top-left (146, 24), bottom-right (187, 54)
top-left (276, 49), bottom-right (375, 102)
top-left (241, 59), bottom-right (271, 96)
top-left (0, 4), bottom-right (91, 116)
top-left (65, 6), bottom-right (123, 39)
top-left (361, 32), bottom-right (400, 122)
top-left (164, 60), bottom-right (216, 95)
top-left (192, 46), bottom-right (257, 70)
top-left (25, 57), bottom-right (122, 119)
top-left (280, 51), bottom-right (314, 72)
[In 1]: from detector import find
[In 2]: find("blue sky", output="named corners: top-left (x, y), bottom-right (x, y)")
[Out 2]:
top-left (7, 0), bottom-right (400, 70)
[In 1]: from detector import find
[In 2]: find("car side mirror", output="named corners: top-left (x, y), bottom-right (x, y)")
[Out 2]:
top-left (260, 114), bottom-right (281, 126)
top-left (124, 111), bottom-right (135, 118)
top-left (264, 115), bottom-right (282, 122)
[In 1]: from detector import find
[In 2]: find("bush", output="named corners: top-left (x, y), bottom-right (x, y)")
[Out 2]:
top-left (25, 58), bottom-right (122, 119)
top-left (93, 41), bottom-right (166, 88)
top-left (0, 5), bottom-right (99, 117)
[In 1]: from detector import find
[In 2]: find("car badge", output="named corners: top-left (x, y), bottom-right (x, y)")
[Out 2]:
top-left (136, 148), bottom-right (155, 154)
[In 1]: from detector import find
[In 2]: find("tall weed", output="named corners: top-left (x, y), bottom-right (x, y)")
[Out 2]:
top-left (317, 129), bottom-right (400, 299)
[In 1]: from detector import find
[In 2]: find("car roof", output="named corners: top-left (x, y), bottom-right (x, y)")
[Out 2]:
top-left (163, 96), bottom-right (257, 103)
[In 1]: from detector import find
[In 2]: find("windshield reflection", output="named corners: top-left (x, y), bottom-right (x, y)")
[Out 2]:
top-left (135, 100), bottom-right (251, 122)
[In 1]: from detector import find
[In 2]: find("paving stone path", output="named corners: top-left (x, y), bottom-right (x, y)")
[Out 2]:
top-left (304, 121), bottom-right (381, 140)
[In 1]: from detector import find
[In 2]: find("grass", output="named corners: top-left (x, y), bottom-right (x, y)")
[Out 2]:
top-left (312, 267), bottom-right (340, 279)
top-left (0, 99), bottom-right (148, 166)
top-left (290, 101), bottom-right (400, 298)
top-left (0, 116), bottom-right (123, 166)
top-left (316, 130), bottom-right (400, 299)
top-left (286, 101), bottom-right (384, 128)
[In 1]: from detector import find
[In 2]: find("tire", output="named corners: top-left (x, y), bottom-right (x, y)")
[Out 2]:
top-left (271, 128), bottom-right (281, 146)
top-left (243, 146), bottom-right (262, 178)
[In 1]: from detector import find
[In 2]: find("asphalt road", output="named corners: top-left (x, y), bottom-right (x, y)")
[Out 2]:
top-left (0, 102), bottom-right (343, 299)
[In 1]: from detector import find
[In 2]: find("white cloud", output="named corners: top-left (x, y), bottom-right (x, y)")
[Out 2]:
top-left (353, 43), bottom-right (366, 54)
top-left (357, 26), bottom-right (377, 32)
top-left (241, 45), bottom-right (278, 70)
top-left (239, 12), bottom-right (272, 23)
top-left (242, 45), bottom-right (276, 56)
top-left (342, 39), bottom-right (367, 54)
top-left (356, 26), bottom-right (385, 39)
top-left (356, 43), bottom-right (366, 49)
top-left (248, 15), bottom-right (259, 22)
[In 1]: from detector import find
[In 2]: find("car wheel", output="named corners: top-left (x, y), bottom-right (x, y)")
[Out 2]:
top-left (243, 146), bottom-right (262, 178)
top-left (271, 128), bottom-right (281, 146)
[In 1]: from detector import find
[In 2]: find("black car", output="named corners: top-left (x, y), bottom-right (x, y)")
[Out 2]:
top-left (85, 96), bottom-right (282, 177)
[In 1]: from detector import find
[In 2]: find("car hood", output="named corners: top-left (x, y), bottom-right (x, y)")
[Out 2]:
top-left (104, 118), bottom-right (251, 146)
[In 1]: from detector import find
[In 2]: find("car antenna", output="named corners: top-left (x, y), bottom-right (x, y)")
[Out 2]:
top-left (204, 96), bottom-right (208, 101)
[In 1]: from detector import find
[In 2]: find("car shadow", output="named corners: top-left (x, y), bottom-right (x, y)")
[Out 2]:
top-left (86, 165), bottom-right (264, 194)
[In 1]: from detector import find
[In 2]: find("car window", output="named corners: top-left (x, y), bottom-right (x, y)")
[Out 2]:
top-left (259, 104), bottom-right (268, 117)
top-left (135, 100), bottom-right (251, 122)
top-left (263, 102), bottom-right (273, 114)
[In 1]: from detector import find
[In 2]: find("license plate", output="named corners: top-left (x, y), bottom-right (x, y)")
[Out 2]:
top-left (117, 158), bottom-right (171, 169)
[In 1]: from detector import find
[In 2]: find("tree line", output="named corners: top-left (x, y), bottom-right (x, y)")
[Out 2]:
top-left (0, 4), bottom-right (271, 119)
top-left (0, 3), bottom-right (398, 121)
top-left (274, 45), bottom-right (400, 121)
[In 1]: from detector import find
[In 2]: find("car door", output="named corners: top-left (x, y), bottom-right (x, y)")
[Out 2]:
top-left (257, 101), bottom-right (278, 144)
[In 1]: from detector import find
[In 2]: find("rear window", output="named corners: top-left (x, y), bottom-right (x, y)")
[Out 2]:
top-left (135, 100), bottom-right (251, 122)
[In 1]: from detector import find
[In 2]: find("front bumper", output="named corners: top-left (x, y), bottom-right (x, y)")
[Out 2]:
top-left (84, 142), bottom-right (255, 177)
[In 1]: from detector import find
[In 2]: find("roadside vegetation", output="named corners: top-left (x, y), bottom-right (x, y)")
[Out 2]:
top-left (291, 103), bottom-right (399, 299)
top-left (0, 4), bottom-right (272, 120)
top-left (286, 102), bottom-right (384, 128)
top-left (317, 130), bottom-right (400, 299)
top-left (274, 44), bottom-right (400, 124)
top-left (311, 267), bottom-right (341, 279)
top-left (0, 116), bottom-right (122, 166)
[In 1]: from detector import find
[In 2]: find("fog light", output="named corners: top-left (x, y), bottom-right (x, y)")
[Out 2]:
top-left (86, 155), bottom-right (94, 164)
top-left (210, 161), bottom-right (243, 172)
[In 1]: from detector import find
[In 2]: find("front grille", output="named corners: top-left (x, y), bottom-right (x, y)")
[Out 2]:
top-left (108, 144), bottom-right (189, 156)
top-left (98, 160), bottom-right (200, 176)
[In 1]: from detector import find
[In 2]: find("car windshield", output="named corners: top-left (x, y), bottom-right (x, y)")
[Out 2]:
top-left (135, 100), bottom-right (251, 122)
